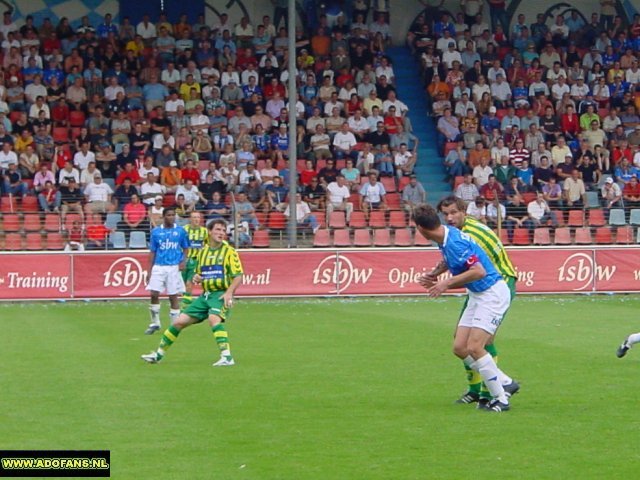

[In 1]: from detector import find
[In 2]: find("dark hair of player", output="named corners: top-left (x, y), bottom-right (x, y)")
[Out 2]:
top-left (412, 204), bottom-right (441, 230)
top-left (437, 195), bottom-right (466, 213)
top-left (207, 218), bottom-right (228, 230)
top-left (163, 207), bottom-right (176, 217)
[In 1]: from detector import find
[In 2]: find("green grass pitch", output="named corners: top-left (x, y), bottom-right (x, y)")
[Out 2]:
top-left (2, 296), bottom-right (640, 479)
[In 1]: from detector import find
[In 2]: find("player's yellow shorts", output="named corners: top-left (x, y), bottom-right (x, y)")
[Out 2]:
top-left (181, 258), bottom-right (198, 282)
top-left (183, 291), bottom-right (230, 323)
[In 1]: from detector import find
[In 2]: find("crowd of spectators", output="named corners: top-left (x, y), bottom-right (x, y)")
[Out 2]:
top-left (0, 4), bottom-right (430, 248)
top-left (410, 2), bottom-right (640, 242)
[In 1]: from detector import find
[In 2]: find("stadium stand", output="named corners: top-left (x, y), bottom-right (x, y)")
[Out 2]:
top-left (0, 5), bottom-right (640, 250)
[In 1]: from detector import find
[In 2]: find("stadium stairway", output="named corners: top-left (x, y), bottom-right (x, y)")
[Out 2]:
top-left (388, 46), bottom-right (451, 206)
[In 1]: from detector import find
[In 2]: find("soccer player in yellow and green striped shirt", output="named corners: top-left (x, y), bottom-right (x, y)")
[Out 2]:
top-left (427, 196), bottom-right (518, 406)
top-left (182, 212), bottom-right (209, 306)
top-left (141, 218), bottom-right (244, 367)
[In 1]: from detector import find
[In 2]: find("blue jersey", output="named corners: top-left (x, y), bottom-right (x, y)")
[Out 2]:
top-left (149, 224), bottom-right (189, 266)
top-left (439, 225), bottom-right (502, 293)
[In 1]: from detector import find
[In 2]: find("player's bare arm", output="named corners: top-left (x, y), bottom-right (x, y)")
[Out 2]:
top-left (419, 260), bottom-right (449, 288)
top-left (222, 275), bottom-right (243, 308)
top-left (428, 263), bottom-right (486, 298)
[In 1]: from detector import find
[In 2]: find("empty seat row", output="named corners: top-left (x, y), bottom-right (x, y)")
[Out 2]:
top-left (313, 228), bottom-right (431, 248)
top-left (327, 210), bottom-right (410, 229)
top-left (503, 226), bottom-right (637, 246)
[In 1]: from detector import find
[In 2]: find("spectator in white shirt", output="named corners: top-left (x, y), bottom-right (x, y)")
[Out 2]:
top-left (325, 175), bottom-right (353, 221)
top-left (73, 143), bottom-right (96, 170)
top-left (84, 174), bottom-right (115, 214)
top-left (466, 196), bottom-right (487, 222)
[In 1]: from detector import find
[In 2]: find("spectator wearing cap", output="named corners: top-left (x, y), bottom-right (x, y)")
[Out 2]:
top-left (6, 75), bottom-right (24, 111)
top-left (161, 160), bottom-right (181, 192)
top-left (222, 78), bottom-right (243, 108)
top-left (84, 173), bottom-right (115, 215)
top-left (601, 176), bottom-right (623, 210)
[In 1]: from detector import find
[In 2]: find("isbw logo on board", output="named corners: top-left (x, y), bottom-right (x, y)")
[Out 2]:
top-left (103, 257), bottom-right (148, 296)
top-left (312, 254), bottom-right (373, 294)
top-left (557, 252), bottom-right (616, 291)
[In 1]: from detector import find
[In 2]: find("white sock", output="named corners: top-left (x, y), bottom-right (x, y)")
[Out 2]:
top-left (149, 304), bottom-right (161, 326)
top-left (169, 308), bottom-right (180, 324)
top-left (472, 354), bottom-right (508, 403)
top-left (498, 370), bottom-right (513, 387)
top-left (463, 355), bottom-right (475, 368)
top-left (627, 333), bottom-right (640, 346)
top-left (221, 349), bottom-right (232, 358)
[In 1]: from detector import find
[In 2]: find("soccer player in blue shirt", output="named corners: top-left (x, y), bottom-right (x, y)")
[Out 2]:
top-left (413, 204), bottom-right (516, 412)
top-left (145, 208), bottom-right (190, 335)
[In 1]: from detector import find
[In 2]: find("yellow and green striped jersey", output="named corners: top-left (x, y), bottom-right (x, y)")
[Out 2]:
top-left (184, 225), bottom-right (209, 259)
top-left (195, 241), bottom-right (244, 292)
top-left (462, 216), bottom-right (517, 280)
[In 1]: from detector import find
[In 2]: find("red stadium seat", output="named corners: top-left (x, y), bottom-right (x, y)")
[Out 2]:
top-left (552, 210), bottom-right (565, 226)
top-left (554, 227), bottom-right (572, 245)
top-left (162, 194), bottom-right (175, 207)
top-left (594, 227), bottom-right (612, 244)
top-left (313, 229), bottom-right (331, 247)
top-left (51, 104), bottom-right (69, 125)
top-left (53, 127), bottom-right (69, 143)
top-left (2, 213), bottom-right (21, 231)
top-left (499, 228), bottom-right (510, 245)
top-left (23, 214), bottom-right (42, 231)
top-left (453, 176), bottom-right (465, 189)
top-left (333, 229), bottom-right (351, 247)
top-left (386, 193), bottom-right (401, 210)
top-left (522, 192), bottom-right (536, 204)
top-left (398, 176), bottom-right (410, 191)
top-left (512, 228), bottom-right (530, 245)
top-left (64, 213), bottom-right (83, 231)
top-left (251, 229), bottom-right (270, 248)
top-left (267, 211), bottom-right (287, 231)
top-left (254, 212), bottom-right (268, 227)
top-left (69, 111), bottom-right (86, 127)
top-left (1, 195), bottom-right (16, 213)
top-left (533, 227), bottom-right (551, 245)
top-left (348, 194), bottom-right (361, 211)
top-left (21, 196), bottom-right (39, 212)
top-left (574, 227), bottom-right (592, 244)
top-left (4, 232), bottom-right (23, 250)
top-left (348, 211), bottom-right (367, 228)
top-left (45, 232), bottom-right (65, 250)
top-left (616, 226), bottom-right (634, 244)
top-left (393, 228), bottom-right (412, 247)
top-left (444, 142), bottom-right (457, 155)
top-left (9, 111), bottom-right (21, 124)
top-left (353, 228), bottom-right (372, 247)
top-left (25, 232), bottom-right (43, 250)
top-left (44, 213), bottom-right (61, 232)
top-left (388, 210), bottom-right (407, 228)
top-left (368, 211), bottom-right (386, 228)
top-left (311, 212), bottom-right (326, 229)
top-left (381, 176), bottom-right (396, 193)
top-left (588, 209), bottom-right (606, 227)
top-left (328, 211), bottom-right (346, 229)
top-left (373, 229), bottom-right (391, 247)
top-left (567, 210), bottom-right (584, 227)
